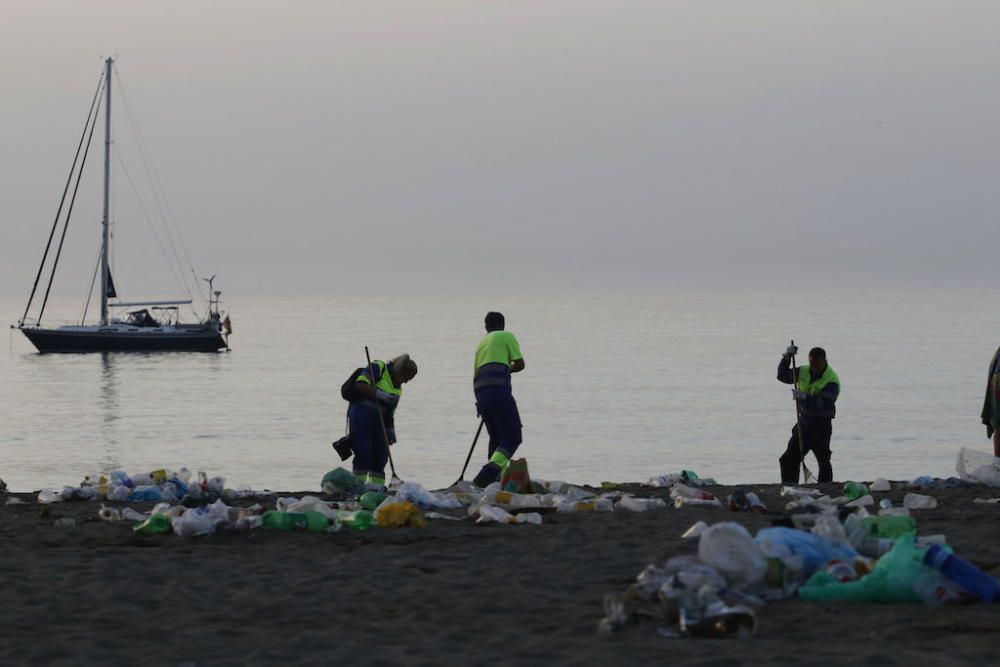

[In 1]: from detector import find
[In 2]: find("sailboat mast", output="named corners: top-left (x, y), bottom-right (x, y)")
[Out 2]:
top-left (100, 56), bottom-right (112, 326)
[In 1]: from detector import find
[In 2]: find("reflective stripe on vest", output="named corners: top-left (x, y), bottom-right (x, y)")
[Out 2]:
top-left (474, 362), bottom-right (511, 391)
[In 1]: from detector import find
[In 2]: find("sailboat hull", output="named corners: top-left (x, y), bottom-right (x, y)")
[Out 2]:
top-left (19, 326), bottom-right (226, 353)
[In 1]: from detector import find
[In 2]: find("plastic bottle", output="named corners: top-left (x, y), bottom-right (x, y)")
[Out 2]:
top-left (862, 514), bottom-right (916, 539)
top-left (670, 483), bottom-right (716, 501)
top-left (842, 482), bottom-right (869, 501)
top-left (333, 509), bottom-right (376, 531)
top-left (262, 510), bottom-right (333, 533)
top-left (557, 498), bottom-right (614, 513)
top-left (923, 545), bottom-right (1000, 602)
top-left (879, 498), bottom-right (892, 510)
top-left (902, 493), bottom-right (938, 510)
top-left (134, 513), bottom-right (172, 534)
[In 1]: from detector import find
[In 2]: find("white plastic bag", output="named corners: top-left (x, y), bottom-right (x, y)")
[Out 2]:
top-left (956, 448), bottom-right (1000, 487)
top-left (697, 522), bottom-right (768, 589)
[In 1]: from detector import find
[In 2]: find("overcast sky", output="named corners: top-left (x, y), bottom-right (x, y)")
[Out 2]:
top-left (2, 1), bottom-right (999, 302)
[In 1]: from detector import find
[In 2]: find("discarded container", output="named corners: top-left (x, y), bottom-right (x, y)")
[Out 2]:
top-left (98, 505), bottom-right (122, 522)
top-left (879, 498), bottom-right (892, 510)
top-left (53, 517), bottom-right (76, 528)
top-left (37, 489), bottom-right (65, 504)
top-left (902, 493), bottom-right (938, 510)
top-left (878, 507), bottom-right (911, 517)
top-left (681, 521), bottom-right (708, 540)
top-left (616, 495), bottom-right (667, 512)
top-left (682, 602), bottom-right (757, 638)
top-left (557, 498), bottom-right (613, 513)
top-left (843, 482), bottom-right (869, 501)
top-left (121, 508), bottom-right (148, 522)
top-left (134, 513), bottom-right (172, 534)
top-left (924, 545), bottom-right (1000, 602)
top-left (870, 478), bottom-right (891, 492)
top-left (859, 514), bottom-right (917, 539)
top-left (674, 496), bottom-right (723, 508)
top-left (262, 511), bottom-right (332, 533)
top-left (845, 495), bottom-right (874, 508)
top-left (333, 509), bottom-right (375, 531)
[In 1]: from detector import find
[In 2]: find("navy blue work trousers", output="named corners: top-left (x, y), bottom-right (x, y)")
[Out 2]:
top-left (348, 403), bottom-right (388, 477)
top-left (475, 386), bottom-right (523, 460)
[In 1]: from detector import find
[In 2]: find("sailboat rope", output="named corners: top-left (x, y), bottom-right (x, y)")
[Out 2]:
top-left (112, 65), bottom-right (205, 316)
top-left (20, 71), bottom-right (105, 326)
top-left (36, 76), bottom-right (105, 325)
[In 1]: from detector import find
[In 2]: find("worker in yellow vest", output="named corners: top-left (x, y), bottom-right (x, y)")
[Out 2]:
top-left (777, 344), bottom-right (840, 483)
top-left (348, 354), bottom-right (418, 490)
top-left (472, 312), bottom-right (525, 487)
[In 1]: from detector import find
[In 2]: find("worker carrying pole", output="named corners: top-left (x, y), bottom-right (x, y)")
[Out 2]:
top-left (777, 342), bottom-right (840, 484)
top-left (471, 311), bottom-right (526, 488)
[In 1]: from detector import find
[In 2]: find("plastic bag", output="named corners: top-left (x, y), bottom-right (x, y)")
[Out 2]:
top-left (755, 527), bottom-right (858, 577)
top-left (956, 448), bottom-right (1000, 487)
top-left (798, 535), bottom-right (926, 602)
top-left (396, 482), bottom-right (463, 510)
top-left (375, 501), bottom-right (428, 528)
top-left (698, 522), bottom-right (768, 588)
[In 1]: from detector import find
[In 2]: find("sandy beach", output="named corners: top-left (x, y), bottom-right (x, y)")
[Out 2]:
top-left (1, 480), bottom-right (998, 665)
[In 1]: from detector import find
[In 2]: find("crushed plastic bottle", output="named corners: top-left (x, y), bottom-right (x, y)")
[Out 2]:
top-left (845, 494), bottom-right (874, 508)
top-left (616, 495), bottom-right (667, 512)
top-left (556, 498), bottom-right (613, 513)
top-left (134, 513), bottom-right (172, 534)
top-left (261, 510), bottom-right (333, 533)
top-left (924, 544), bottom-right (999, 601)
top-left (842, 482), bottom-right (869, 501)
top-left (902, 493), bottom-right (938, 510)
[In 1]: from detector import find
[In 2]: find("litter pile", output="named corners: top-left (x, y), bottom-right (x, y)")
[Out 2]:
top-left (599, 469), bottom-right (1000, 640)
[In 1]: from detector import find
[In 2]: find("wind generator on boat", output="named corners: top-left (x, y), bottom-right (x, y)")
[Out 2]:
top-left (14, 57), bottom-right (230, 353)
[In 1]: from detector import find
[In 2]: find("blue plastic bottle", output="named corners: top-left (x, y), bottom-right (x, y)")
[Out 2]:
top-left (923, 545), bottom-right (999, 602)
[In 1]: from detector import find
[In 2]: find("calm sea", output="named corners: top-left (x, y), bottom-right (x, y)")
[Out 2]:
top-left (2, 289), bottom-right (998, 492)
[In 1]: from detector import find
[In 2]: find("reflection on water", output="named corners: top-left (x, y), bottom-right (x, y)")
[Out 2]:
top-left (98, 352), bottom-right (121, 471)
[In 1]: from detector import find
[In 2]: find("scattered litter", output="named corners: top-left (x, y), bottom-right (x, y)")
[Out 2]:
top-left (53, 517), bottom-right (76, 528)
top-left (845, 494), bottom-right (874, 508)
top-left (727, 490), bottom-right (766, 512)
top-left (616, 495), bottom-right (668, 512)
top-left (375, 501), bottom-right (427, 528)
top-left (973, 497), bottom-right (1000, 504)
top-left (681, 521), bottom-right (708, 539)
top-left (956, 448), bottom-right (1000, 487)
top-left (870, 478), bottom-right (891, 492)
top-left (903, 493), bottom-right (938, 510)
top-left (476, 505), bottom-right (542, 525)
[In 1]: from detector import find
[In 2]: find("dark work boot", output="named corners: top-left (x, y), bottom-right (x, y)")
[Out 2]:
top-left (473, 462), bottom-right (502, 488)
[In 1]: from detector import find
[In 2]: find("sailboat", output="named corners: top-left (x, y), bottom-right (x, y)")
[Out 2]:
top-left (15, 58), bottom-right (230, 353)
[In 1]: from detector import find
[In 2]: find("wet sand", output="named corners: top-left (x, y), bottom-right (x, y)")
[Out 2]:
top-left (1, 481), bottom-right (999, 665)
